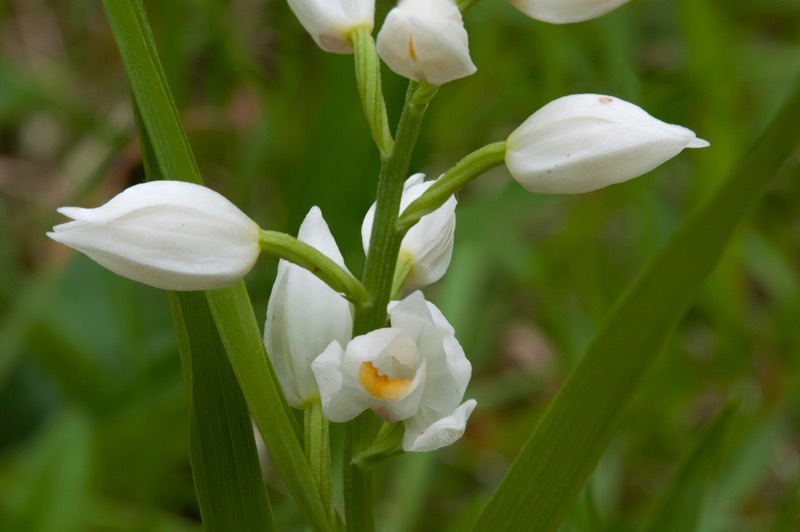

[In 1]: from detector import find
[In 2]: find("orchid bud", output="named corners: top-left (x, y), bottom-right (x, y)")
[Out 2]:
top-left (376, 0), bottom-right (476, 86)
top-left (287, 0), bottom-right (375, 54)
top-left (265, 207), bottom-right (354, 408)
top-left (510, 0), bottom-right (631, 24)
top-left (312, 291), bottom-right (476, 452)
top-left (362, 174), bottom-right (456, 289)
top-left (47, 181), bottom-right (261, 291)
top-left (505, 94), bottom-right (710, 194)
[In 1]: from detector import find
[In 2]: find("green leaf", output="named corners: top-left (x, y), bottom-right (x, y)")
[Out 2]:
top-left (206, 285), bottom-right (340, 532)
top-left (170, 292), bottom-right (275, 531)
top-left (471, 79), bottom-right (800, 532)
top-left (101, 1), bottom-right (276, 529)
top-left (641, 402), bottom-right (738, 532)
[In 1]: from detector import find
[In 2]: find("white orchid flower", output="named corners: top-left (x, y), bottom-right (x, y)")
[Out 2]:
top-left (265, 207), bottom-right (354, 408)
top-left (47, 180), bottom-right (260, 291)
top-left (505, 94), bottom-right (709, 194)
top-left (376, 0), bottom-right (476, 86)
top-left (287, 0), bottom-right (375, 54)
top-left (312, 291), bottom-right (476, 452)
top-left (510, 0), bottom-right (632, 24)
top-left (362, 173), bottom-right (456, 289)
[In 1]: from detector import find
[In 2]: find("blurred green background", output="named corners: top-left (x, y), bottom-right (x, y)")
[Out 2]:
top-left (1, 0), bottom-right (799, 530)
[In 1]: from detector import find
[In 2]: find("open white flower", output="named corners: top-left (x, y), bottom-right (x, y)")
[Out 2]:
top-left (505, 94), bottom-right (710, 194)
top-left (47, 180), bottom-right (260, 291)
top-left (510, 0), bottom-right (631, 24)
top-left (376, 0), bottom-right (476, 86)
top-left (288, 0), bottom-right (375, 54)
top-left (312, 291), bottom-right (476, 452)
top-left (265, 207), bottom-right (353, 408)
top-left (362, 173), bottom-right (456, 289)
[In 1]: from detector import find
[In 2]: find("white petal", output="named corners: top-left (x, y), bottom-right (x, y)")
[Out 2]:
top-left (312, 341), bottom-right (371, 422)
top-left (505, 94), bottom-right (709, 194)
top-left (403, 399), bottom-right (477, 452)
top-left (47, 181), bottom-right (260, 290)
top-left (264, 207), bottom-right (353, 407)
top-left (345, 328), bottom-right (427, 421)
top-left (390, 292), bottom-right (470, 410)
top-left (362, 174), bottom-right (456, 288)
top-left (376, 0), bottom-right (476, 86)
top-left (510, 0), bottom-right (631, 24)
top-left (288, 0), bottom-right (374, 54)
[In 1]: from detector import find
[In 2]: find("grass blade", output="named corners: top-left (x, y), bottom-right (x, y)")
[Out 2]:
top-left (641, 402), bottom-right (738, 532)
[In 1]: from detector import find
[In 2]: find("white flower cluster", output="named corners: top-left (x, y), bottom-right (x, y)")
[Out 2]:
top-left (47, 0), bottom-right (709, 455)
top-left (266, 179), bottom-right (468, 452)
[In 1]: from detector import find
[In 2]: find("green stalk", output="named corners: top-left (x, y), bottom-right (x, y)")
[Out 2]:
top-left (259, 230), bottom-right (368, 306)
top-left (397, 141), bottom-right (507, 233)
top-left (305, 401), bottom-right (336, 526)
top-left (344, 81), bottom-right (438, 532)
top-left (351, 26), bottom-right (394, 155)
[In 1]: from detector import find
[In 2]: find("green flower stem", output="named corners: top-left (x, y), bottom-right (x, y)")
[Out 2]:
top-left (345, 80), bottom-right (438, 532)
top-left (351, 422), bottom-right (405, 469)
top-left (351, 26), bottom-right (394, 155)
top-left (305, 400), bottom-right (335, 525)
top-left (397, 141), bottom-right (507, 233)
top-left (259, 230), bottom-right (368, 306)
top-left (354, 81), bottom-right (438, 334)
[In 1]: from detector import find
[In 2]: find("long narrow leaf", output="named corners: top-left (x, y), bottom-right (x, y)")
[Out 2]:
top-left (472, 80), bottom-right (800, 531)
top-left (170, 292), bottom-right (275, 531)
top-left (206, 285), bottom-right (339, 532)
top-left (641, 402), bottom-right (738, 532)
top-left (102, 1), bottom-right (277, 529)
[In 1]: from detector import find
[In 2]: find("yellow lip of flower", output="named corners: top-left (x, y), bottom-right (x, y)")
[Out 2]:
top-left (358, 361), bottom-right (413, 401)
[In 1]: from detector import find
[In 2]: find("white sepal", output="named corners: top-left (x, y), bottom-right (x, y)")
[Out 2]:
top-left (287, 0), bottom-right (375, 54)
top-left (362, 173), bottom-right (456, 288)
top-left (510, 0), bottom-right (631, 24)
top-left (47, 180), bottom-right (260, 291)
top-left (505, 94), bottom-right (710, 194)
top-left (376, 0), bottom-right (476, 86)
top-left (264, 207), bottom-right (353, 408)
top-left (311, 291), bottom-right (476, 452)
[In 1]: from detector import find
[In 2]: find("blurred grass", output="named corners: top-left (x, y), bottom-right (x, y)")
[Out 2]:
top-left (1, 0), bottom-right (799, 530)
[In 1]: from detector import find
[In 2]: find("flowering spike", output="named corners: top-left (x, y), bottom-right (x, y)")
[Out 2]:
top-left (287, 0), bottom-right (375, 54)
top-left (47, 181), bottom-right (261, 291)
top-left (510, 0), bottom-right (632, 24)
top-left (376, 0), bottom-right (476, 86)
top-left (505, 94), bottom-right (709, 194)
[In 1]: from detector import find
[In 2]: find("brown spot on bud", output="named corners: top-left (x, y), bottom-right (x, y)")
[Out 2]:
top-left (599, 97), bottom-right (613, 104)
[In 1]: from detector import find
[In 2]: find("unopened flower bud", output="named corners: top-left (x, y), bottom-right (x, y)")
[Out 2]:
top-left (505, 94), bottom-right (709, 194)
top-left (510, 0), bottom-right (631, 24)
top-left (265, 207), bottom-right (353, 408)
top-left (287, 0), bottom-right (375, 54)
top-left (362, 174), bottom-right (456, 288)
top-left (47, 181), bottom-right (261, 290)
top-left (376, 0), bottom-right (476, 86)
